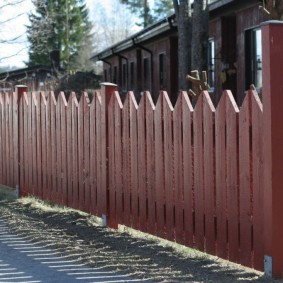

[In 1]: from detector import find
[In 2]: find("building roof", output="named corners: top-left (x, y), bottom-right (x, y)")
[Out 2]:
top-left (91, 14), bottom-right (177, 62)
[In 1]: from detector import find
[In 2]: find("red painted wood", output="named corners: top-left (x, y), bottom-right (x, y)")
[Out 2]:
top-left (130, 92), bottom-right (139, 230)
top-left (108, 93), bottom-right (116, 225)
top-left (215, 92), bottom-right (227, 259)
top-left (239, 93), bottom-right (252, 267)
top-left (122, 94), bottom-right (131, 226)
top-left (145, 92), bottom-right (155, 234)
top-left (78, 95), bottom-right (85, 211)
top-left (40, 93), bottom-right (47, 200)
top-left (71, 93), bottom-right (79, 209)
top-left (0, 94), bottom-right (3, 183)
top-left (89, 93), bottom-right (98, 215)
top-left (137, 93), bottom-right (147, 232)
top-left (31, 93), bottom-right (38, 196)
top-left (163, 91), bottom-right (174, 241)
top-left (203, 91), bottom-right (216, 255)
top-left (66, 94), bottom-right (73, 208)
top-left (251, 90), bottom-right (264, 271)
top-left (182, 92), bottom-right (194, 247)
top-left (50, 92), bottom-right (57, 202)
top-left (23, 93), bottom-right (29, 196)
top-left (173, 93), bottom-right (184, 244)
top-left (193, 93), bottom-right (205, 251)
top-left (154, 93), bottom-right (165, 238)
top-left (56, 94), bottom-right (62, 204)
top-left (5, 94), bottom-right (11, 186)
top-left (226, 91), bottom-right (239, 263)
top-left (12, 92), bottom-right (19, 187)
top-left (27, 92), bottom-right (33, 194)
top-left (83, 93), bottom-right (91, 213)
top-left (95, 93), bottom-right (102, 216)
top-left (36, 93), bottom-right (42, 198)
top-left (114, 92), bottom-right (123, 224)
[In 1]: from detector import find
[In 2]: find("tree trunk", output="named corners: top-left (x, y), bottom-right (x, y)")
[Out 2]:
top-left (174, 0), bottom-right (192, 91)
top-left (191, 0), bottom-right (209, 72)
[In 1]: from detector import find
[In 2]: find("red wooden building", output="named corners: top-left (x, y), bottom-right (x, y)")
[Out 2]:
top-left (91, 0), bottom-right (268, 105)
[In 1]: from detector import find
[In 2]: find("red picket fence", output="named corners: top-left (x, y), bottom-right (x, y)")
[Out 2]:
top-left (4, 22), bottom-right (283, 278)
top-left (0, 86), bottom-right (264, 271)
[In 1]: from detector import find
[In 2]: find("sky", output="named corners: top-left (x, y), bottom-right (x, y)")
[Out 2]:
top-left (0, 0), bottom-right (153, 69)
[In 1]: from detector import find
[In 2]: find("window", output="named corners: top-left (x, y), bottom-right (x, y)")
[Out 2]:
top-left (143, 57), bottom-right (151, 91)
top-left (113, 66), bottom-right (118, 84)
top-left (130, 62), bottom-right (135, 90)
top-left (208, 38), bottom-right (215, 90)
top-left (122, 62), bottom-right (127, 91)
top-left (245, 28), bottom-right (262, 93)
top-left (159, 53), bottom-right (166, 89)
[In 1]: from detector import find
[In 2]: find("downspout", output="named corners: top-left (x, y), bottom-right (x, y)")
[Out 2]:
top-left (111, 49), bottom-right (129, 91)
top-left (99, 55), bottom-right (112, 82)
top-left (132, 38), bottom-right (153, 93)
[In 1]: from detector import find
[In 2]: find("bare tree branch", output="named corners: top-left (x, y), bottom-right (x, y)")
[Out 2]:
top-left (0, 47), bottom-right (27, 62)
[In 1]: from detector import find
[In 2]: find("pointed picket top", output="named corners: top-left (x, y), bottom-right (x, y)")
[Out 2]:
top-left (0, 92), bottom-right (3, 106)
top-left (46, 91), bottom-right (57, 106)
top-left (79, 92), bottom-right (91, 108)
top-left (128, 91), bottom-right (138, 110)
top-left (39, 91), bottom-right (47, 106)
top-left (161, 90), bottom-right (174, 111)
top-left (249, 89), bottom-right (263, 112)
top-left (22, 91), bottom-right (29, 105)
top-left (57, 91), bottom-right (68, 107)
top-left (114, 91), bottom-right (123, 109)
top-left (31, 92), bottom-right (38, 107)
top-left (203, 91), bottom-right (216, 112)
top-left (68, 91), bottom-right (79, 107)
top-left (144, 91), bottom-right (156, 111)
top-left (224, 90), bottom-right (239, 113)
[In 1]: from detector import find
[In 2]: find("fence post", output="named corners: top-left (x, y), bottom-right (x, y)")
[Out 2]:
top-left (15, 85), bottom-right (27, 196)
top-left (262, 21), bottom-right (283, 278)
top-left (100, 82), bottom-right (117, 227)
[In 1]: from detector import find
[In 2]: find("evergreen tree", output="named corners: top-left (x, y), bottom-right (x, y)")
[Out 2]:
top-left (120, 0), bottom-right (153, 28)
top-left (120, 0), bottom-right (174, 27)
top-left (152, 0), bottom-right (174, 21)
top-left (27, 0), bottom-right (93, 74)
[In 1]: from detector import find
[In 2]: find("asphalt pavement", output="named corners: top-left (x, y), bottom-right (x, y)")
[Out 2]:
top-left (0, 218), bottom-right (151, 283)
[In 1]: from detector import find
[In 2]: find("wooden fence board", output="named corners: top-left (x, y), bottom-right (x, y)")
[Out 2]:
top-left (40, 93), bottom-right (47, 200)
top-left (194, 93), bottom-right (205, 251)
top-left (130, 92), bottom-right (139, 230)
top-left (95, 93), bottom-right (102, 216)
top-left (66, 94), bottom-right (73, 208)
top-left (12, 92), bottom-right (19, 187)
top-left (114, 92), bottom-right (123, 224)
top-left (78, 95), bottom-right (85, 211)
top-left (31, 93), bottom-right (37, 196)
top-left (163, 91), bottom-right (174, 241)
top-left (50, 92), bottom-right (57, 202)
top-left (71, 93), bottom-right (79, 209)
top-left (182, 92), bottom-right (194, 246)
top-left (36, 93), bottom-right (42, 198)
top-left (203, 91), bottom-right (216, 254)
top-left (56, 94), bottom-right (62, 204)
top-left (173, 93), bottom-right (184, 243)
top-left (5, 94), bottom-right (10, 186)
top-left (239, 93), bottom-right (252, 267)
top-left (23, 93), bottom-right (29, 196)
top-left (137, 93), bottom-right (147, 232)
top-left (226, 91), bottom-right (240, 263)
top-left (145, 92), bottom-right (155, 234)
top-left (83, 93), bottom-right (91, 213)
top-left (0, 94), bottom-right (3, 182)
top-left (108, 94), bottom-right (116, 225)
top-left (215, 92), bottom-right (227, 259)
top-left (251, 91), bottom-right (264, 270)
top-left (154, 94), bottom-right (165, 238)
top-left (122, 94), bottom-right (131, 226)
top-left (89, 95), bottom-right (96, 214)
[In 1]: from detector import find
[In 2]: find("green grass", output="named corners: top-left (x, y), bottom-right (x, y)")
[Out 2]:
top-left (0, 184), bottom-right (17, 201)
